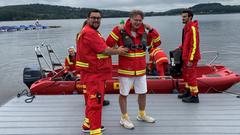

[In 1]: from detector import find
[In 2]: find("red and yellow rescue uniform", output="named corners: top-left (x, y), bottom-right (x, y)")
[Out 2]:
top-left (180, 20), bottom-right (201, 96)
top-left (106, 19), bottom-right (161, 77)
top-left (64, 54), bottom-right (76, 72)
top-left (148, 47), bottom-right (168, 76)
top-left (76, 24), bottom-right (112, 135)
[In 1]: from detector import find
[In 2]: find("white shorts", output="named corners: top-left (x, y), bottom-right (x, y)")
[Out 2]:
top-left (119, 75), bottom-right (147, 96)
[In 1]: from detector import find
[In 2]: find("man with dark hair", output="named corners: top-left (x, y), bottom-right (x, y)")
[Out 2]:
top-left (76, 9), bottom-right (128, 134)
top-left (177, 9), bottom-right (201, 103)
top-left (76, 20), bottom-right (111, 107)
top-left (182, 10), bottom-right (194, 18)
top-left (106, 9), bottom-right (160, 129)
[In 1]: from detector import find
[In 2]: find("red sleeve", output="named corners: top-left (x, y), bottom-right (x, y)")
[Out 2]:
top-left (155, 52), bottom-right (169, 64)
top-left (64, 57), bottom-right (69, 67)
top-left (188, 26), bottom-right (198, 61)
top-left (147, 29), bottom-right (161, 48)
top-left (148, 55), bottom-right (154, 70)
top-left (106, 26), bottom-right (121, 47)
top-left (183, 29), bottom-right (192, 61)
top-left (156, 63), bottom-right (165, 76)
top-left (83, 31), bottom-right (107, 53)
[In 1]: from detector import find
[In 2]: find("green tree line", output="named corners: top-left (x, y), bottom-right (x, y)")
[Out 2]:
top-left (0, 4), bottom-right (129, 21)
top-left (0, 3), bottom-right (240, 21)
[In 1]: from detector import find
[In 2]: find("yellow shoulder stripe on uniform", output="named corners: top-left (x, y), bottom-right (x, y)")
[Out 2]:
top-left (153, 36), bottom-right (161, 43)
top-left (156, 57), bottom-right (168, 64)
top-left (110, 32), bottom-right (119, 41)
top-left (190, 26), bottom-right (197, 61)
top-left (66, 56), bottom-right (73, 65)
top-left (149, 48), bottom-right (162, 57)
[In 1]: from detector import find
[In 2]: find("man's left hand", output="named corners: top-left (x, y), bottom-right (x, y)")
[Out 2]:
top-left (144, 23), bottom-right (153, 31)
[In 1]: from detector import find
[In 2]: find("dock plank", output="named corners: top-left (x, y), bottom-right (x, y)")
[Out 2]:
top-left (0, 94), bottom-right (240, 135)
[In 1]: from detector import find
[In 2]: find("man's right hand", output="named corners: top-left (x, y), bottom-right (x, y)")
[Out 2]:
top-left (103, 46), bottom-right (128, 55)
top-left (144, 23), bottom-right (153, 31)
top-left (117, 46), bottom-right (128, 55)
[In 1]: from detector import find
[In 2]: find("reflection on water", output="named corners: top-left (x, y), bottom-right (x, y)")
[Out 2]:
top-left (1, 14), bottom-right (240, 105)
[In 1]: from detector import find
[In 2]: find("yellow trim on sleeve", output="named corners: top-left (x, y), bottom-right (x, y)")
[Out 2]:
top-left (153, 36), bottom-right (160, 43)
top-left (190, 26), bottom-right (197, 61)
top-left (110, 32), bottom-right (119, 41)
top-left (97, 54), bottom-right (110, 59)
top-left (76, 61), bottom-right (89, 68)
top-left (155, 57), bottom-right (168, 64)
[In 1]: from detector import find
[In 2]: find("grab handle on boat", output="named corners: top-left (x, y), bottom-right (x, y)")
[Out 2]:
top-left (200, 51), bottom-right (219, 65)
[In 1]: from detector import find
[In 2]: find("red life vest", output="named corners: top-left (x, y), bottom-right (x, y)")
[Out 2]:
top-left (106, 19), bottom-right (161, 77)
top-left (64, 55), bottom-right (76, 71)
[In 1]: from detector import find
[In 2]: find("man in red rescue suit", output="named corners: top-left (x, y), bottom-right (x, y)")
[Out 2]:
top-left (177, 10), bottom-right (201, 103)
top-left (148, 47), bottom-right (169, 76)
top-left (64, 47), bottom-right (78, 81)
top-left (64, 47), bottom-right (76, 72)
top-left (76, 20), bottom-right (111, 106)
top-left (106, 10), bottom-right (160, 129)
top-left (76, 9), bottom-right (128, 135)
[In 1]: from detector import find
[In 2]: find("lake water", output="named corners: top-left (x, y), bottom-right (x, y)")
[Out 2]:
top-left (0, 14), bottom-right (240, 106)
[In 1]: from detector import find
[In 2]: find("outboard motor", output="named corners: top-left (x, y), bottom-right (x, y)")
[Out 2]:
top-left (169, 48), bottom-right (183, 77)
top-left (23, 65), bottom-right (43, 88)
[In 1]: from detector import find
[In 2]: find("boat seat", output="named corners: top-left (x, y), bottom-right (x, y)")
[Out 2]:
top-left (63, 72), bottom-right (77, 81)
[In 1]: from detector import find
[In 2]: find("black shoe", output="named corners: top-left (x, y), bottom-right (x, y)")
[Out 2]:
top-left (177, 90), bottom-right (190, 99)
top-left (182, 95), bottom-right (199, 103)
top-left (103, 100), bottom-right (110, 106)
top-left (82, 125), bottom-right (105, 133)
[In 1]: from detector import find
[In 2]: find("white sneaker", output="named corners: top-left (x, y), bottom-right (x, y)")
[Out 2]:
top-left (137, 115), bottom-right (156, 123)
top-left (120, 117), bottom-right (134, 129)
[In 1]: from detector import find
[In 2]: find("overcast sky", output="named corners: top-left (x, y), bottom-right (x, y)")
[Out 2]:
top-left (0, 0), bottom-right (240, 12)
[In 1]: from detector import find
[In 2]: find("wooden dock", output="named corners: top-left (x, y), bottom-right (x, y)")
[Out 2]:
top-left (0, 94), bottom-right (240, 135)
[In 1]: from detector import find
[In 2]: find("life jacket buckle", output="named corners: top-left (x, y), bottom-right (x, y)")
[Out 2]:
top-left (130, 45), bottom-right (137, 51)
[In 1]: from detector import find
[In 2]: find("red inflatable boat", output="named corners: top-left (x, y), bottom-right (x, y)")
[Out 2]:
top-left (29, 64), bottom-right (240, 95)
top-left (24, 44), bottom-right (240, 95)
